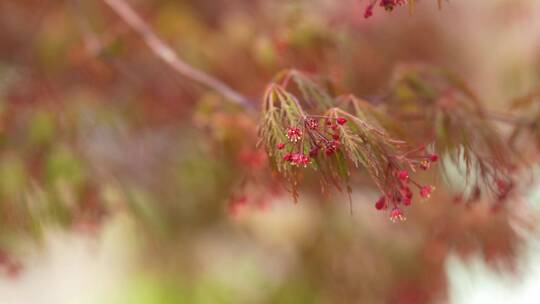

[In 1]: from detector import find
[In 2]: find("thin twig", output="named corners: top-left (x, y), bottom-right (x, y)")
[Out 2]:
top-left (101, 0), bottom-right (255, 110)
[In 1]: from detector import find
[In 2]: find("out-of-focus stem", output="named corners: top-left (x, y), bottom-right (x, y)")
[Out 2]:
top-left (101, 0), bottom-right (255, 111)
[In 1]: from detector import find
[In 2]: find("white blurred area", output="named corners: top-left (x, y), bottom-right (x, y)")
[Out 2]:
top-left (446, 240), bottom-right (540, 304)
top-left (446, 181), bottom-right (540, 304)
top-left (0, 215), bottom-right (136, 304)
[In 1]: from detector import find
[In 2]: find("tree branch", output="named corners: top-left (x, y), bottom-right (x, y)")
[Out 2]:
top-left (101, 0), bottom-right (255, 110)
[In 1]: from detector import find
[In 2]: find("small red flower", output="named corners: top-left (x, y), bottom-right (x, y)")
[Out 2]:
top-left (291, 153), bottom-right (310, 167)
top-left (380, 0), bottom-right (393, 11)
top-left (325, 118), bottom-right (332, 126)
top-left (364, 0), bottom-right (406, 19)
top-left (375, 196), bottom-right (387, 210)
top-left (403, 196), bottom-right (412, 206)
top-left (420, 160), bottom-right (431, 170)
top-left (390, 207), bottom-right (406, 222)
top-left (286, 127), bottom-right (302, 142)
top-left (306, 118), bottom-right (319, 129)
top-left (396, 170), bottom-right (409, 182)
top-left (336, 117), bottom-right (347, 125)
top-left (495, 179), bottom-right (513, 201)
top-left (400, 186), bottom-right (413, 199)
top-left (364, 4), bottom-right (374, 18)
top-left (380, 0), bottom-right (406, 11)
top-left (325, 141), bottom-right (339, 156)
top-left (276, 143), bottom-right (285, 150)
top-left (495, 179), bottom-right (512, 192)
top-left (283, 152), bottom-right (293, 162)
top-left (420, 185), bottom-right (434, 199)
top-left (428, 153), bottom-right (439, 162)
top-left (325, 147), bottom-right (335, 156)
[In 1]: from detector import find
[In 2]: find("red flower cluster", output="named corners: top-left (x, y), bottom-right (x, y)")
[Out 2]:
top-left (364, 0), bottom-right (407, 18)
top-left (283, 152), bottom-right (310, 167)
top-left (275, 113), bottom-right (440, 222)
top-left (374, 152), bottom-right (438, 222)
top-left (277, 116), bottom-right (348, 167)
top-left (286, 127), bottom-right (302, 142)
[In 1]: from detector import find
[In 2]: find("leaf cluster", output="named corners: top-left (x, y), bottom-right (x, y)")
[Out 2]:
top-left (258, 70), bottom-right (430, 206)
top-left (385, 64), bottom-right (515, 201)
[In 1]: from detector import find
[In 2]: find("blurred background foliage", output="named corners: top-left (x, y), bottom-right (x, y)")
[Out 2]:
top-left (0, 0), bottom-right (540, 303)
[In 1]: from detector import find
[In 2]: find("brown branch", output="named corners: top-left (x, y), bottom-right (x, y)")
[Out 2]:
top-left (101, 0), bottom-right (255, 110)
